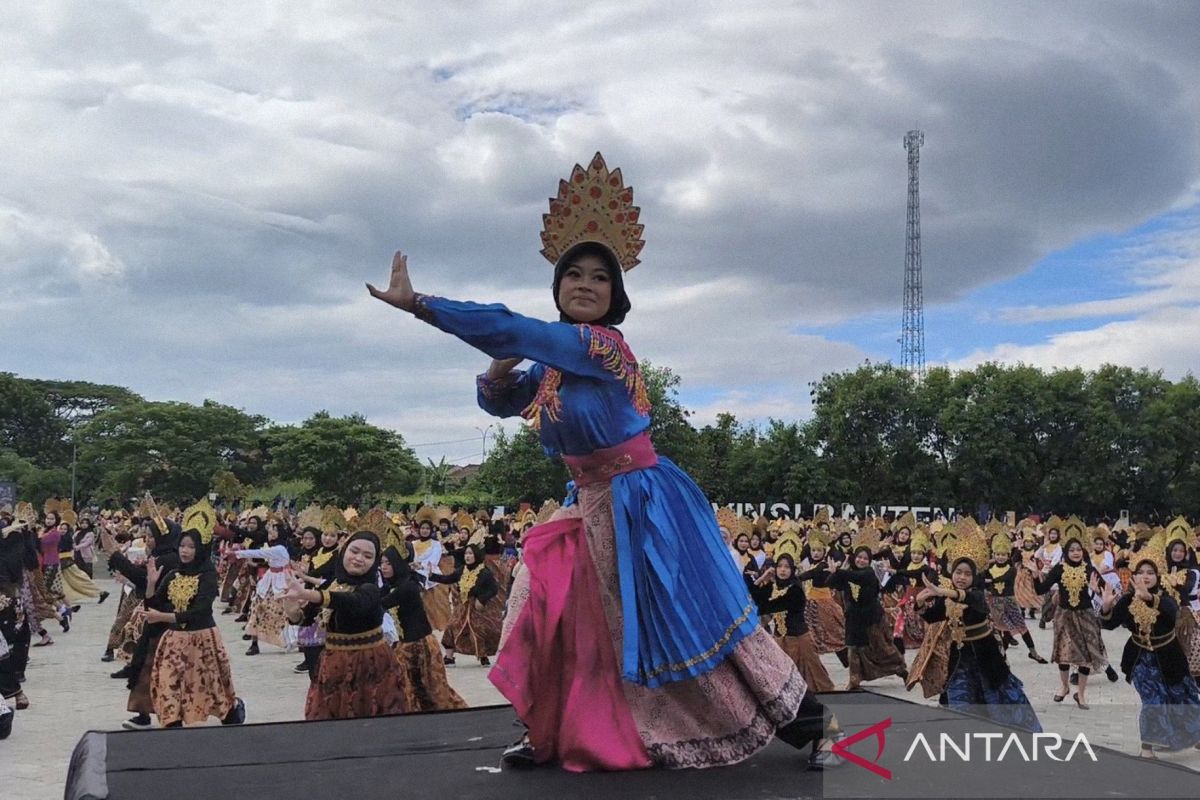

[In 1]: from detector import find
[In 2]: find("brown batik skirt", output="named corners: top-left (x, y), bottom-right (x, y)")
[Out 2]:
top-left (987, 595), bottom-right (1029, 636)
top-left (1014, 568), bottom-right (1042, 610)
top-left (304, 628), bottom-right (408, 720)
top-left (441, 597), bottom-right (502, 657)
top-left (803, 591), bottom-right (846, 654)
top-left (422, 587), bottom-right (452, 632)
top-left (395, 633), bottom-right (468, 712)
top-left (106, 588), bottom-right (140, 655)
top-left (246, 592), bottom-right (289, 648)
top-left (848, 621), bottom-right (907, 684)
top-left (1176, 607), bottom-right (1200, 677)
top-left (127, 632), bottom-right (162, 715)
top-left (776, 632), bottom-right (834, 693)
top-left (151, 627), bottom-right (237, 726)
top-left (1050, 606), bottom-right (1107, 670)
top-left (119, 606), bottom-right (147, 664)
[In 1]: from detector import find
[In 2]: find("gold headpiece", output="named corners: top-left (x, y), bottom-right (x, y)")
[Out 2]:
top-left (434, 505), bottom-right (453, 524)
top-left (892, 511), bottom-right (916, 533)
top-left (454, 510), bottom-right (475, 531)
top-left (910, 528), bottom-right (931, 555)
top-left (812, 506), bottom-right (831, 527)
top-left (540, 152), bottom-right (644, 271)
top-left (320, 505), bottom-right (347, 535)
top-left (60, 507), bottom-right (78, 526)
top-left (852, 524), bottom-right (881, 553)
top-left (536, 499), bottom-right (560, 524)
top-left (1164, 516), bottom-right (1191, 550)
top-left (715, 506), bottom-right (739, 534)
top-left (989, 532), bottom-right (1010, 557)
top-left (934, 519), bottom-right (959, 557)
top-left (414, 506), bottom-right (438, 526)
top-left (984, 518), bottom-right (1007, 539)
top-left (343, 506), bottom-right (359, 522)
top-left (297, 503), bottom-right (323, 532)
top-left (1133, 532), bottom-right (1169, 578)
top-left (735, 517), bottom-right (754, 538)
top-left (1045, 515), bottom-right (1065, 533)
top-left (773, 528), bottom-right (802, 562)
top-left (14, 501), bottom-right (36, 525)
top-left (806, 528), bottom-right (831, 549)
top-left (1088, 525), bottom-right (1110, 544)
top-left (141, 493), bottom-right (170, 535)
top-left (1061, 515), bottom-right (1087, 549)
top-left (182, 498), bottom-right (217, 545)
top-left (516, 508), bottom-right (537, 527)
top-left (947, 525), bottom-right (991, 571)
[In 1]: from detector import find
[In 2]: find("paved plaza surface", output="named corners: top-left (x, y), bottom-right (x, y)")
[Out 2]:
top-left (4, 574), bottom-right (1199, 799)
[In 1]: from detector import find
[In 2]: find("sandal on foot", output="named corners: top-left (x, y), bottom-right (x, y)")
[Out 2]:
top-left (1072, 692), bottom-right (1089, 710)
top-left (1052, 692), bottom-right (1066, 702)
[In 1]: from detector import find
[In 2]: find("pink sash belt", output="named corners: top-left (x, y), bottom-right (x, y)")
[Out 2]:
top-left (561, 432), bottom-right (657, 487)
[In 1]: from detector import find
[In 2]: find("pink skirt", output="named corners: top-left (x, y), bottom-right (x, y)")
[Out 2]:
top-left (493, 485), bottom-right (805, 771)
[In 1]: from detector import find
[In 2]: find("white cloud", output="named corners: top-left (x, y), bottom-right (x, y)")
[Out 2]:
top-left (1, 2), bottom-right (1199, 463)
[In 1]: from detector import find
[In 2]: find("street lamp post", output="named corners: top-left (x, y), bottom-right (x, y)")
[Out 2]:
top-left (70, 440), bottom-right (77, 505)
top-left (474, 425), bottom-right (494, 462)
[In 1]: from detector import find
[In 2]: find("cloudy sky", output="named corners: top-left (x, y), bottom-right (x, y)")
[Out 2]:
top-left (3, 1), bottom-right (1199, 464)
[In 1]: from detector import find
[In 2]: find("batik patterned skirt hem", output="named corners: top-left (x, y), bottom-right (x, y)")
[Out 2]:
top-left (304, 641), bottom-right (408, 720)
top-left (1050, 607), bottom-right (1107, 670)
top-left (987, 595), bottom-right (1029, 635)
top-left (150, 627), bottom-right (237, 726)
top-left (1130, 649), bottom-right (1200, 751)
top-left (944, 649), bottom-right (1042, 733)
top-left (395, 634), bottom-right (468, 712)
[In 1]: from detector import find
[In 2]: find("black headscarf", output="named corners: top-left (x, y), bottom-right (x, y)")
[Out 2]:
top-left (299, 527), bottom-right (322, 560)
top-left (380, 544), bottom-right (409, 587)
top-left (552, 241), bottom-right (631, 327)
top-left (177, 529), bottom-right (214, 576)
top-left (462, 544), bottom-right (486, 572)
top-left (0, 521), bottom-right (27, 585)
top-left (335, 531), bottom-right (381, 586)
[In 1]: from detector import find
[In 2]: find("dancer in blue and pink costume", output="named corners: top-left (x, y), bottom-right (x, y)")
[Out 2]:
top-left (368, 153), bottom-right (840, 772)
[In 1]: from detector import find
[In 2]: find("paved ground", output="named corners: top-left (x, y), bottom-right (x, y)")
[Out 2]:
top-left (4, 575), bottom-right (1197, 799)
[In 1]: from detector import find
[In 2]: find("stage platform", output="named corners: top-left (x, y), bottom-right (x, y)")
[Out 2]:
top-left (66, 690), bottom-right (1199, 800)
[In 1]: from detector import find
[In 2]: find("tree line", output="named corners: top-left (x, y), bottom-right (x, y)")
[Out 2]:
top-left (2, 362), bottom-right (1198, 518)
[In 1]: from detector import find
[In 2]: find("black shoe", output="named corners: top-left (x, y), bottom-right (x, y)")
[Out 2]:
top-left (221, 697), bottom-right (246, 725)
top-left (501, 738), bottom-right (537, 768)
top-left (1038, 620), bottom-right (1046, 629)
top-left (479, 656), bottom-right (491, 667)
top-left (98, 591), bottom-right (110, 605)
top-left (0, 705), bottom-right (12, 740)
top-left (1106, 665), bottom-right (1119, 682)
top-left (234, 614), bottom-right (248, 623)
top-left (292, 663), bottom-right (308, 674)
top-left (444, 655), bottom-right (456, 666)
top-left (122, 714), bottom-right (152, 731)
top-left (110, 667), bottom-right (132, 680)
top-left (71, 605), bottom-right (81, 613)
top-left (101, 650), bottom-right (115, 663)
top-left (61, 616), bottom-right (70, 633)
top-left (1069, 672), bottom-right (1079, 686)
top-left (246, 643), bottom-right (259, 656)
top-left (242, 634), bottom-right (252, 641)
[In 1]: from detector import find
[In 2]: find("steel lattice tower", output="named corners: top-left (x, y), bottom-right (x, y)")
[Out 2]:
top-left (901, 129), bottom-right (926, 378)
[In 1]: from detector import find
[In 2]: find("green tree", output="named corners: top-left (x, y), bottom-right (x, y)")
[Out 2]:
top-left (75, 399), bottom-right (267, 503)
top-left (423, 457), bottom-right (455, 495)
top-left (0, 449), bottom-right (71, 508)
top-left (641, 360), bottom-right (699, 468)
top-left (0, 372), bottom-right (68, 466)
top-left (268, 412), bottom-right (422, 505)
top-left (471, 425), bottom-right (570, 506)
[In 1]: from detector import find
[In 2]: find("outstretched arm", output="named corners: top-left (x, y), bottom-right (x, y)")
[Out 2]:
top-left (368, 250), bottom-right (612, 378)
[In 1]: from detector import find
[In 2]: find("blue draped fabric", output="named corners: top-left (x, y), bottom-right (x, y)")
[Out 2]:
top-left (944, 648), bottom-right (1043, 733)
top-left (1130, 650), bottom-right (1200, 751)
top-left (418, 295), bottom-right (756, 687)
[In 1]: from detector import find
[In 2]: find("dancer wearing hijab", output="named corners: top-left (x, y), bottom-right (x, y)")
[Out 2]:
top-left (428, 544), bottom-right (502, 667)
top-left (283, 531), bottom-right (408, 720)
top-left (145, 529), bottom-right (246, 727)
top-left (368, 154), bottom-right (842, 772)
top-left (1, 514), bottom-right (35, 712)
top-left (797, 533), bottom-right (847, 667)
top-left (380, 546), bottom-right (468, 712)
top-left (98, 518), bottom-right (181, 729)
top-left (982, 533), bottom-right (1048, 664)
top-left (746, 554), bottom-right (835, 693)
top-left (1161, 519), bottom-right (1200, 678)
top-left (1035, 519), bottom-right (1106, 710)
top-left (56, 522), bottom-right (108, 607)
top-left (826, 546), bottom-right (908, 690)
top-left (910, 534), bottom-right (1042, 733)
top-left (235, 526), bottom-right (296, 656)
top-left (292, 527), bottom-right (339, 678)
top-left (1097, 548), bottom-right (1200, 759)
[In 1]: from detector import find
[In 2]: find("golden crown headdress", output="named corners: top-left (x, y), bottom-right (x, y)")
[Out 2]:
top-left (715, 506), bottom-right (739, 534)
top-left (540, 152), bottom-right (644, 271)
top-left (454, 510), bottom-right (475, 531)
top-left (1132, 532), bottom-right (1169, 579)
top-left (414, 505), bottom-right (438, 526)
top-left (14, 501), bottom-right (36, 525)
top-left (989, 532), bottom-right (1011, 557)
top-left (773, 529), bottom-right (803, 562)
top-left (182, 498), bottom-right (217, 545)
top-left (910, 528), bottom-right (932, 554)
top-left (806, 528), bottom-right (831, 549)
top-left (1165, 516), bottom-right (1192, 550)
top-left (536, 499), bottom-right (560, 524)
top-left (1061, 515), bottom-right (1088, 548)
top-left (320, 505), bottom-right (347, 535)
top-left (852, 524), bottom-right (881, 553)
top-left (296, 503), bottom-right (323, 532)
top-left (947, 525), bottom-right (991, 572)
top-left (812, 506), bottom-right (831, 527)
top-left (892, 510), bottom-right (917, 533)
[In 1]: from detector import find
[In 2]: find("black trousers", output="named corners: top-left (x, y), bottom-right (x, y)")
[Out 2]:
top-left (775, 690), bottom-right (829, 751)
top-left (0, 618), bottom-right (31, 698)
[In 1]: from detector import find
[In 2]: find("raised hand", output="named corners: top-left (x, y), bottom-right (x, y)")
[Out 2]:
top-left (366, 250), bottom-right (416, 311)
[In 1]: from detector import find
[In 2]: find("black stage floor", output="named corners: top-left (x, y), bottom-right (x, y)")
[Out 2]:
top-left (66, 691), bottom-right (1200, 800)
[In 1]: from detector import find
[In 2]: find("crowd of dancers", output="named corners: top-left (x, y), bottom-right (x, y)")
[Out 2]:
top-left (3, 495), bottom-right (1200, 762)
